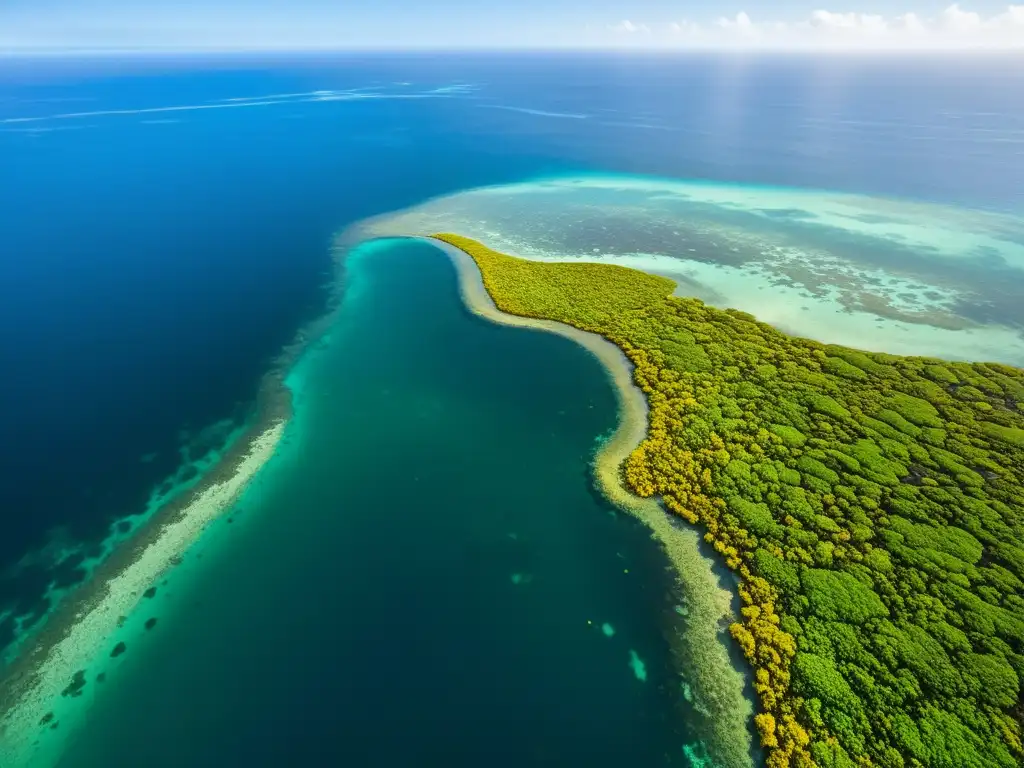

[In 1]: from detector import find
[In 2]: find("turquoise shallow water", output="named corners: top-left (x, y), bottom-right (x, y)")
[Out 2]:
top-left (54, 239), bottom-right (700, 766)
top-left (5, 54), bottom-right (1023, 768)
top-left (367, 174), bottom-right (1024, 366)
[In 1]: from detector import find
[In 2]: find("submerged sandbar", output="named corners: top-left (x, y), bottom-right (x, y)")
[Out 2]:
top-left (0, 216), bottom-right (362, 767)
top-left (0, 421), bottom-right (286, 765)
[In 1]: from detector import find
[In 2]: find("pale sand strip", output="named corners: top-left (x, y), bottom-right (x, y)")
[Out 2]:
top-left (427, 236), bottom-right (755, 768)
top-left (0, 421), bottom-right (286, 766)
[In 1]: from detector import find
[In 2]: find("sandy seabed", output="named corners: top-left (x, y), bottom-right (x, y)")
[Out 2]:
top-left (0, 422), bottom-right (286, 767)
top-left (427, 237), bottom-right (755, 768)
top-left (366, 175), bottom-right (1024, 368)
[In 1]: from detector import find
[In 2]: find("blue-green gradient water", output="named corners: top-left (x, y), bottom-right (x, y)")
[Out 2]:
top-left (3, 53), bottom-right (1021, 656)
top-left (3, 52), bottom-right (1023, 768)
top-left (55, 239), bottom-right (692, 766)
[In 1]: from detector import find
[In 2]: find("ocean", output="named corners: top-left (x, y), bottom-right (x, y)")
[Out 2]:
top-left (51, 239), bottom-right (695, 766)
top-left (1, 52), bottom-right (1022, 767)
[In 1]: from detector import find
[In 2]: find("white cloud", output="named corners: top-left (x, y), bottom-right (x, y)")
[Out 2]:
top-left (608, 20), bottom-right (650, 34)
top-left (716, 12), bottom-right (754, 30)
top-left (607, 4), bottom-right (1024, 50)
top-left (940, 3), bottom-right (982, 31)
top-left (808, 11), bottom-right (888, 32)
top-left (895, 13), bottom-right (928, 34)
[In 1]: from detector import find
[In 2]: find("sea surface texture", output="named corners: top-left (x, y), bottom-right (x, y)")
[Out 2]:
top-left (52, 239), bottom-right (695, 766)
top-left (1, 53), bottom-right (1022, 767)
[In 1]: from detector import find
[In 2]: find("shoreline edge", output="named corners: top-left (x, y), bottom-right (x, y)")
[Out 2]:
top-left (424, 236), bottom-right (756, 768)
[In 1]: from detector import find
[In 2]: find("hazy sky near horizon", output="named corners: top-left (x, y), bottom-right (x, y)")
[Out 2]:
top-left (2, 0), bottom-right (1022, 51)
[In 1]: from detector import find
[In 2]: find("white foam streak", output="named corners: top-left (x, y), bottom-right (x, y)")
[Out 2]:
top-left (481, 104), bottom-right (589, 119)
top-left (1, 84), bottom-right (474, 126)
top-left (0, 98), bottom-right (286, 124)
top-left (214, 90), bottom-right (335, 103)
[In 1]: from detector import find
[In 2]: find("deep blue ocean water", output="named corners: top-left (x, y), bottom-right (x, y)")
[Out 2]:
top-left (52, 239), bottom-right (694, 766)
top-left (1, 52), bottom-right (1022, 766)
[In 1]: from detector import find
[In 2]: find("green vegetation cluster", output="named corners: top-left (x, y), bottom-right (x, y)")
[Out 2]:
top-left (434, 233), bottom-right (1024, 768)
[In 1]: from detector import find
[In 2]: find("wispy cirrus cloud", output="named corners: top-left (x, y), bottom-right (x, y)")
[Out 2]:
top-left (606, 4), bottom-right (1024, 50)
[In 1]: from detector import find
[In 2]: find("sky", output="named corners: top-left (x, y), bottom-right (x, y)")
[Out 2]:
top-left (1, 0), bottom-right (1022, 52)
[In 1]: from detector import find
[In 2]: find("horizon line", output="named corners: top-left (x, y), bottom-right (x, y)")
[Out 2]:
top-left (4, 45), bottom-right (1024, 57)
